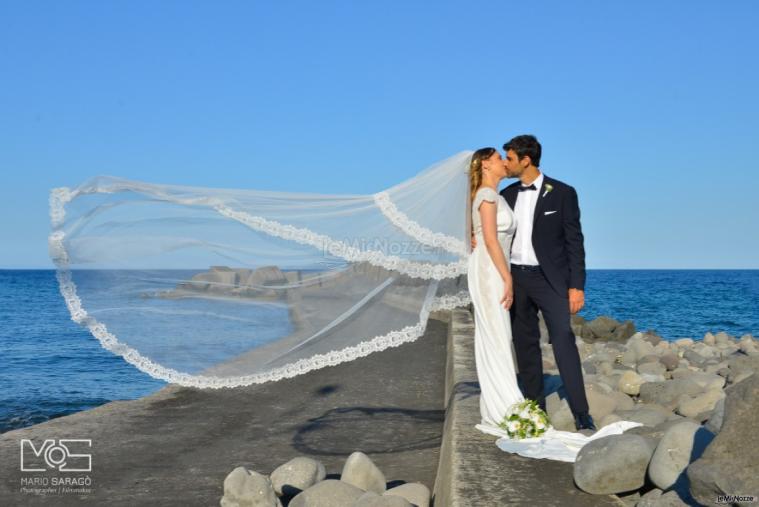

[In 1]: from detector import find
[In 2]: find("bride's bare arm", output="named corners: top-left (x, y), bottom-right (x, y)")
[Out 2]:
top-left (478, 200), bottom-right (514, 308)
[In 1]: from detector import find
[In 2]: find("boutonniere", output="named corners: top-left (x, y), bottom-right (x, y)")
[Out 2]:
top-left (542, 183), bottom-right (553, 198)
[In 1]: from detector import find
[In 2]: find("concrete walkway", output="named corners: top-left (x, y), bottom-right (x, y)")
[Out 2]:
top-left (3, 308), bottom-right (626, 506)
top-left (433, 308), bottom-right (623, 507)
top-left (1, 314), bottom-right (450, 506)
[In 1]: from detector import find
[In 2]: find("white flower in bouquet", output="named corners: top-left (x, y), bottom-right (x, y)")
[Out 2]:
top-left (498, 399), bottom-right (552, 439)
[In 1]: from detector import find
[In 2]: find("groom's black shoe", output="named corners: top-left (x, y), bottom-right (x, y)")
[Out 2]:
top-left (574, 412), bottom-right (596, 431)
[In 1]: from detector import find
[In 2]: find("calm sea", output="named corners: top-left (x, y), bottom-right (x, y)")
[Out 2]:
top-left (1, 269), bottom-right (757, 433)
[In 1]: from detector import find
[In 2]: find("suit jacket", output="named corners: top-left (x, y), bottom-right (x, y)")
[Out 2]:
top-left (500, 175), bottom-right (586, 296)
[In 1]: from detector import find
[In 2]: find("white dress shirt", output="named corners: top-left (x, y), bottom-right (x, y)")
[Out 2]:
top-left (511, 172), bottom-right (544, 266)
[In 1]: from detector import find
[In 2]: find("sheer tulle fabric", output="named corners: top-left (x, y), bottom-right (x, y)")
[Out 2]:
top-left (48, 152), bottom-right (474, 388)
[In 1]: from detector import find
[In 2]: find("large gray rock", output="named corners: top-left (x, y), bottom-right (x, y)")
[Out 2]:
top-left (642, 332), bottom-right (663, 346)
top-left (687, 372), bottom-right (726, 391)
top-left (586, 316), bottom-right (619, 339)
top-left (660, 353), bottom-right (680, 371)
top-left (609, 390), bottom-right (635, 411)
top-left (727, 353), bottom-right (759, 383)
top-left (546, 392), bottom-right (576, 431)
top-left (616, 405), bottom-right (670, 427)
top-left (704, 397), bottom-right (725, 434)
top-left (600, 413), bottom-right (623, 428)
top-left (270, 457), bottom-right (326, 496)
top-left (340, 451), bottom-right (386, 495)
top-left (220, 467), bottom-right (282, 507)
top-left (573, 434), bottom-right (656, 494)
top-left (648, 421), bottom-right (713, 490)
top-left (628, 334), bottom-right (657, 361)
top-left (675, 389), bottom-right (725, 420)
top-left (618, 370), bottom-right (646, 396)
top-left (683, 349), bottom-right (708, 369)
top-left (354, 492), bottom-right (413, 507)
top-left (613, 321), bottom-right (637, 341)
top-left (688, 374), bottom-right (759, 506)
top-left (651, 490), bottom-right (691, 506)
top-left (289, 480), bottom-right (364, 507)
top-left (639, 379), bottom-right (704, 410)
top-left (627, 418), bottom-right (690, 443)
top-left (638, 362), bottom-right (667, 377)
top-left (384, 483), bottom-right (430, 507)
top-left (585, 316), bottom-right (635, 343)
top-left (635, 488), bottom-right (663, 507)
top-left (586, 382), bottom-right (617, 420)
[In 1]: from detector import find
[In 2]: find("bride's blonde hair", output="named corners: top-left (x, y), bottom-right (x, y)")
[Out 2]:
top-left (469, 147), bottom-right (496, 205)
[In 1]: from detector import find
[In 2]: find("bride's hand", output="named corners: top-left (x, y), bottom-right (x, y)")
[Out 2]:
top-left (500, 276), bottom-right (513, 310)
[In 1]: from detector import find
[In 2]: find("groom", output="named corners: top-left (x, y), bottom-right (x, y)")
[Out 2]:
top-left (500, 135), bottom-right (595, 431)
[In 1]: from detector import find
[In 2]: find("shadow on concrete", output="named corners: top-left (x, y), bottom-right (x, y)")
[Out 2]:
top-left (293, 406), bottom-right (444, 456)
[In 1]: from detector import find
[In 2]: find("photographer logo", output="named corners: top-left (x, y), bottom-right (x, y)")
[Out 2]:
top-left (20, 439), bottom-right (92, 472)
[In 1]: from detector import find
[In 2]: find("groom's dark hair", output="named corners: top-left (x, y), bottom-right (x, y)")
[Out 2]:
top-left (503, 135), bottom-right (542, 167)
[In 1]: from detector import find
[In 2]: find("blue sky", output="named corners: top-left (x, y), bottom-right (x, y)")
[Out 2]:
top-left (2, 0), bottom-right (757, 268)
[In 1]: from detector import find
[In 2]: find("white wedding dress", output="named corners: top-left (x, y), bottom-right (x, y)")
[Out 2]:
top-left (467, 187), bottom-right (641, 462)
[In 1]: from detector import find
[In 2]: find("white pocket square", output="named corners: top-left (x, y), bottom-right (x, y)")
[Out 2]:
top-left (544, 210), bottom-right (557, 215)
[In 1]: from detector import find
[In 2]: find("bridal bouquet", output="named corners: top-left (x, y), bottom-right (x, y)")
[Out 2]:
top-left (498, 399), bottom-right (551, 439)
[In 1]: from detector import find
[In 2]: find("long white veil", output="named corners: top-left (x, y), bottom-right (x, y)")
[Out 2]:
top-left (48, 151), bottom-right (475, 388)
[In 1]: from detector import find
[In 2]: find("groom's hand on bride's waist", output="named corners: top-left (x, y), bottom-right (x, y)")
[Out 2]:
top-left (471, 234), bottom-right (477, 250)
top-left (568, 288), bottom-right (585, 314)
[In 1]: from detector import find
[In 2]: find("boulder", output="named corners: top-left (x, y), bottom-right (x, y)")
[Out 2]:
top-left (638, 362), bottom-right (667, 377)
top-left (618, 370), bottom-right (646, 396)
top-left (688, 375), bottom-right (759, 506)
top-left (641, 332), bottom-right (663, 346)
top-left (653, 490), bottom-right (691, 506)
top-left (270, 457), bottom-right (326, 496)
top-left (354, 492), bottom-right (413, 507)
top-left (613, 321), bottom-right (637, 342)
top-left (599, 413), bottom-right (623, 428)
top-left (220, 467), bottom-right (282, 507)
top-left (383, 483), bottom-right (430, 507)
top-left (289, 480), bottom-right (364, 507)
top-left (586, 383), bottom-right (617, 421)
top-left (340, 452), bottom-right (386, 495)
top-left (609, 390), bottom-right (635, 411)
top-left (616, 405), bottom-right (670, 427)
top-left (586, 316), bottom-right (620, 340)
top-left (660, 353), bottom-right (680, 371)
top-left (628, 334), bottom-right (657, 361)
top-left (676, 389), bottom-right (725, 420)
top-left (648, 421), bottom-right (713, 490)
top-left (635, 488), bottom-right (663, 507)
top-left (687, 372), bottom-right (726, 391)
top-left (546, 392), bottom-right (576, 431)
top-left (740, 340), bottom-right (759, 356)
top-left (639, 354), bottom-right (662, 365)
top-left (573, 434), bottom-right (656, 494)
top-left (638, 379), bottom-right (704, 410)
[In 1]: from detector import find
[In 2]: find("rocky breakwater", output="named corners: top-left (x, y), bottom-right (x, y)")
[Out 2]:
top-left (220, 452), bottom-right (430, 507)
top-left (548, 316), bottom-right (758, 506)
top-left (157, 265), bottom-right (296, 300)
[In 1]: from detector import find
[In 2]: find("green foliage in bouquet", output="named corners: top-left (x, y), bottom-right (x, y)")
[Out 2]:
top-left (498, 399), bottom-right (551, 439)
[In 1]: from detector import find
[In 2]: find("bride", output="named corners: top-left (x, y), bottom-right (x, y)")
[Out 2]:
top-left (466, 147), bottom-right (524, 426)
top-left (49, 148), bottom-right (639, 462)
